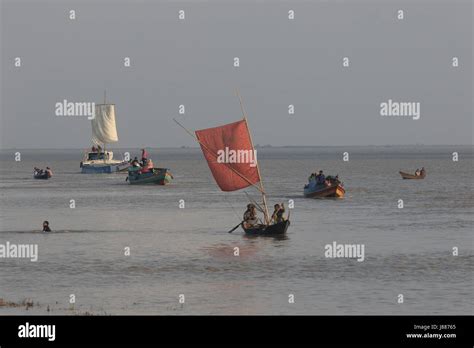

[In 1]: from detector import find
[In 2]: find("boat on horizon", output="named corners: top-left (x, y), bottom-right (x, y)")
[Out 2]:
top-left (80, 94), bottom-right (130, 174)
top-left (399, 168), bottom-right (426, 180)
top-left (174, 93), bottom-right (291, 236)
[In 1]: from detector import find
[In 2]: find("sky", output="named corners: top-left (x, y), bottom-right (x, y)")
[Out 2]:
top-left (1, 0), bottom-right (472, 149)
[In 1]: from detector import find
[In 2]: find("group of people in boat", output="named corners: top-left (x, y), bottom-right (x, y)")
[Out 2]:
top-left (414, 167), bottom-right (426, 176)
top-left (307, 170), bottom-right (340, 187)
top-left (243, 202), bottom-right (286, 228)
top-left (129, 148), bottom-right (154, 174)
top-left (34, 167), bottom-right (53, 178)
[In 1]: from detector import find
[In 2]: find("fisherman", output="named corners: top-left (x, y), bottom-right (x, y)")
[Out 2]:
top-left (45, 167), bottom-right (53, 178)
top-left (271, 203), bottom-right (286, 224)
top-left (316, 170), bottom-right (325, 185)
top-left (131, 157), bottom-right (141, 167)
top-left (42, 221), bottom-right (51, 232)
top-left (243, 203), bottom-right (258, 227)
top-left (415, 168), bottom-right (421, 176)
top-left (420, 167), bottom-right (426, 175)
top-left (141, 148), bottom-right (149, 163)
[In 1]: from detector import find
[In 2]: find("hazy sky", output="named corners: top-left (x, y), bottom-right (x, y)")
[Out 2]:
top-left (1, 0), bottom-right (472, 149)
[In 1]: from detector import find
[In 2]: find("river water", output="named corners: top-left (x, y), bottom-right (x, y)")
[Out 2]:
top-left (0, 146), bottom-right (472, 314)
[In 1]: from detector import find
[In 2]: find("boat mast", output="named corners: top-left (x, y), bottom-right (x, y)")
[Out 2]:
top-left (103, 90), bottom-right (106, 161)
top-left (236, 91), bottom-right (270, 225)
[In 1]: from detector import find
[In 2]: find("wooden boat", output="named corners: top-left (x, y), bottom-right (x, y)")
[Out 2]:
top-left (304, 184), bottom-right (345, 198)
top-left (242, 220), bottom-right (290, 236)
top-left (399, 170), bottom-right (426, 180)
top-left (127, 168), bottom-right (173, 185)
top-left (174, 92), bottom-right (291, 236)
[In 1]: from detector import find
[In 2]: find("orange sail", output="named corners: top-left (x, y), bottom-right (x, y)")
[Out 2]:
top-left (195, 119), bottom-right (260, 192)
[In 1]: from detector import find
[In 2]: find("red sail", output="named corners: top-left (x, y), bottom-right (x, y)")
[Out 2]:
top-left (195, 119), bottom-right (260, 192)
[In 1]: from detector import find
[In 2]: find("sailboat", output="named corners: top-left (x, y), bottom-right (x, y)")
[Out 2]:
top-left (174, 94), bottom-right (291, 236)
top-left (80, 94), bottom-right (130, 174)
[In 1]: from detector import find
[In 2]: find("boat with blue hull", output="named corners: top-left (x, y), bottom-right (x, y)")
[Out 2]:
top-left (304, 174), bottom-right (345, 198)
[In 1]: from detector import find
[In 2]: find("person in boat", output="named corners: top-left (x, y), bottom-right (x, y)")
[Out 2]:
top-left (131, 157), bottom-right (141, 167)
top-left (97, 145), bottom-right (102, 153)
top-left (271, 203), bottom-right (286, 224)
top-left (243, 203), bottom-right (258, 227)
top-left (415, 168), bottom-right (421, 176)
top-left (91, 145), bottom-right (97, 152)
top-left (420, 167), bottom-right (425, 176)
top-left (42, 221), bottom-right (51, 232)
top-left (34, 167), bottom-right (41, 175)
top-left (316, 170), bottom-right (325, 185)
top-left (44, 167), bottom-right (53, 178)
top-left (141, 148), bottom-right (149, 163)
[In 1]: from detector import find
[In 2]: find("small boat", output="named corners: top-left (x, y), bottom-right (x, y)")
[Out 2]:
top-left (33, 172), bottom-right (50, 180)
top-left (241, 220), bottom-right (290, 236)
top-left (80, 93), bottom-right (130, 174)
top-left (399, 170), bottom-right (426, 180)
top-left (304, 183), bottom-right (345, 198)
top-left (175, 92), bottom-right (291, 236)
top-left (127, 168), bottom-right (173, 185)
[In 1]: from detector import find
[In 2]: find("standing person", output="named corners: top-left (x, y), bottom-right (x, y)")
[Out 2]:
top-left (141, 148), bottom-right (149, 163)
top-left (42, 221), bottom-right (51, 232)
top-left (271, 203), bottom-right (286, 224)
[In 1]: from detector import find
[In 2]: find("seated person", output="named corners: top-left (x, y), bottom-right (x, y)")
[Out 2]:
top-left (243, 204), bottom-right (258, 228)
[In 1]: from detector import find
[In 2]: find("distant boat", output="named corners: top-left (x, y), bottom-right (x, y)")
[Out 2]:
top-left (399, 170), bottom-right (426, 180)
top-left (174, 93), bottom-right (291, 236)
top-left (304, 183), bottom-right (345, 198)
top-left (304, 175), bottom-right (345, 198)
top-left (33, 168), bottom-right (52, 180)
top-left (33, 172), bottom-right (50, 180)
top-left (127, 168), bottom-right (173, 185)
top-left (80, 93), bottom-right (130, 174)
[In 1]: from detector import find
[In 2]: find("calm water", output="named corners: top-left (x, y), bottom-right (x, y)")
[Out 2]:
top-left (0, 146), bottom-right (472, 315)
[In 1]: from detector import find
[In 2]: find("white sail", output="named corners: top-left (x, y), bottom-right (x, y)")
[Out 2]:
top-left (91, 104), bottom-right (118, 145)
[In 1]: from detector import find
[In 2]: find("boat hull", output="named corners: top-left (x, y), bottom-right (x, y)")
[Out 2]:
top-left (33, 173), bottom-right (50, 180)
top-left (242, 220), bottom-right (290, 236)
top-left (81, 162), bottom-right (130, 174)
top-left (304, 184), bottom-right (345, 198)
top-left (399, 171), bottom-right (425, 180)
top-left (127, 168), bottom-right (173, 185)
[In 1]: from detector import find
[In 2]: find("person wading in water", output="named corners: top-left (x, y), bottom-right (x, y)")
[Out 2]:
top-left (42, 221), bottom-right (51, 232)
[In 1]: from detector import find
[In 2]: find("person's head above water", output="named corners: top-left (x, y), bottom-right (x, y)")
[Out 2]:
top-left (43, 221), bottom-right (49, 226)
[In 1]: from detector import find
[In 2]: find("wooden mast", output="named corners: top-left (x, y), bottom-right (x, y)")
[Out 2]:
top-left (236, 91), bottom-right (270, 225)
top-left (103, 90), bottom-right (107, 162)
